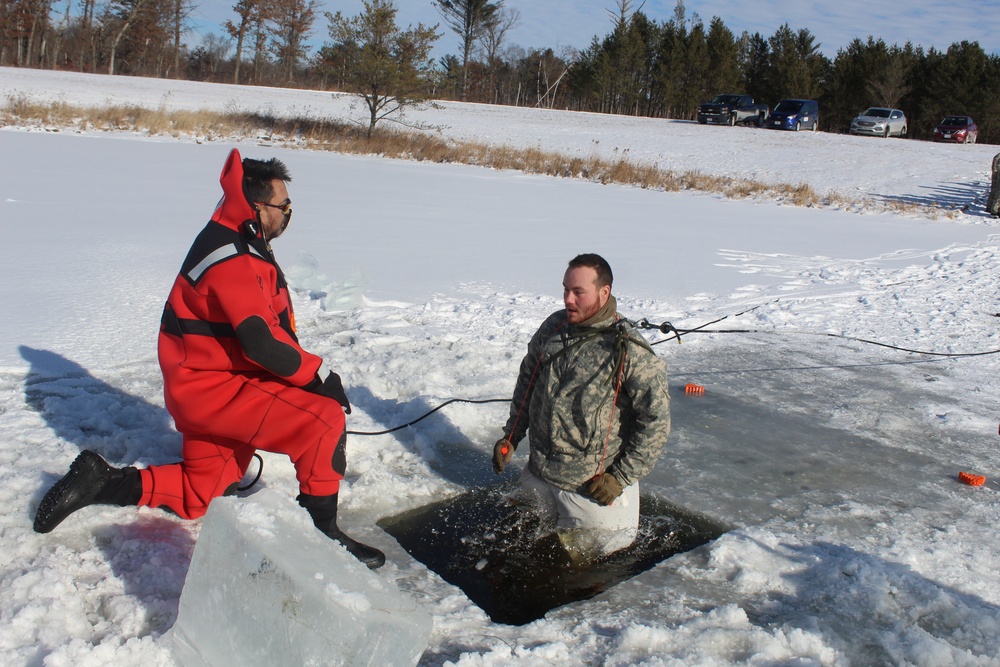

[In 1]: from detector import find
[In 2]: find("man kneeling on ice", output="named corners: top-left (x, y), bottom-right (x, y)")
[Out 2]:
top-left (492, 253), bottom-right (671, 560)
top-left (33, 149), bottom-right (385, 569)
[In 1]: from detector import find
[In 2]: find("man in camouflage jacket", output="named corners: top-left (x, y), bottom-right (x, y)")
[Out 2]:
top-left (493, 253), bottom-right (671, 557)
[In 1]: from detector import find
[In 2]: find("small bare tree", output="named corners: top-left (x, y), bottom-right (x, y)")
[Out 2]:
top-left (480, 4), bottom-right (518, 104)
top-left (866, 56), bottom-right (911, 109)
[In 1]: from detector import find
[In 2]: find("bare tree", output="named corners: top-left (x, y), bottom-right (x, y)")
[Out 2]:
top-left (107, 0), bottom-right (152, 75)
top-left (26, 0), bottom-right (55, 67)
top-left (77, 0), bottom-right (97, 71)
top-left (480, 4), bottom-right (518, 103)
top-left (188, 31), bottom-right (231, 80)
top-left (866, 55), bottom-right (911, 109)
top-left (0, 1), bottom-right (9, 65)
top-left (1, 0), bottom-right (56, 67)
top-left (607, 0), bottom-right (644, 30)
top-left (249, 9), bottom-right (269, 82)
top-left (534, 47), bottom-right (572, 108)
top-left (224, 0), bottom-right (264, 84)
top-left (170, 0), bottom-right (197, 78)
top-left (268, 0), bottom-right (318, 83)
top-left (433, 0), bottom-right (500, 100)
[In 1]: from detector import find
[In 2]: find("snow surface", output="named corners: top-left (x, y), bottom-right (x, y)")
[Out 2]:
top-left (3, 66), bottom-right (1000, 665)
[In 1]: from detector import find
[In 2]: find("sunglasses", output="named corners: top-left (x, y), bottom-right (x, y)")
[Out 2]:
top-left (259, 198), bottom-right (292, 216)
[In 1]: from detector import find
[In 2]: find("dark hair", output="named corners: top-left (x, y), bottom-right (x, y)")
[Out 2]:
top-left (242, 157), bottom-right (292, 203)
top-left (568, 253), bottom-right (613, 288)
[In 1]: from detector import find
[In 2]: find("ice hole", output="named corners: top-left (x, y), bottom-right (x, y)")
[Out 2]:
top-left (378, 482), bottom-right (727, 625)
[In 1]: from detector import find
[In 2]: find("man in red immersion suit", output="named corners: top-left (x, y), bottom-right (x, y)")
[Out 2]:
top-left (33, 149), bottom-right (385, 569)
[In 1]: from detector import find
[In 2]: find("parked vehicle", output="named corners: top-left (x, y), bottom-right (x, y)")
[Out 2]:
top-left (766, 99), bottom-right (819, 131)
top-left (933, 116), bottom-right (978, 143)
top-left (850, 108), bottom-right (907, 137)
top-left (696, 94), bottom-right (769, 126)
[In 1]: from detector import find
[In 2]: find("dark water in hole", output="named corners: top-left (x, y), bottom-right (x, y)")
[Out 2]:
top-left (378, 483), bottom-right (727, 625)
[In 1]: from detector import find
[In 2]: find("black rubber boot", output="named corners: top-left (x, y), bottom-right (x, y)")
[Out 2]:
top-left (297, 493), bottom-right (386, 570)
top-left (33, 450), bottom-right (142, 534)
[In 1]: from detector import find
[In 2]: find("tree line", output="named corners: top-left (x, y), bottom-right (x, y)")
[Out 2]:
top-left (566, 1), bottom-right (999, 143)
top-left (2, 0), bottom-right (997, 143)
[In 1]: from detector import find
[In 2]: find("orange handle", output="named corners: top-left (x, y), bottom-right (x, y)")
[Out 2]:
top-left (958, 471), bottom-right (986, 486)
top-left (501, 444), bottom-right (509, 456)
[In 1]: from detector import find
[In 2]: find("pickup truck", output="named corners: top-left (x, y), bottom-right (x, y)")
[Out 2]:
top-left (697, 94), bottom-right (769, 126)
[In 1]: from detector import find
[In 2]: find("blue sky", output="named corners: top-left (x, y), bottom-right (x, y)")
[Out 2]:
top-left (188, 0), bottom-right (1000, 59)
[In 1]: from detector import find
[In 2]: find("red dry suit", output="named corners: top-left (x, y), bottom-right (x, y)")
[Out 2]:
top-left (139, 148), bottom-right (347, 519)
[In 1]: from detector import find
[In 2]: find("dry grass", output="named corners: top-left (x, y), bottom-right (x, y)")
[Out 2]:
top-left (1, 95), bottom-right (939, 215)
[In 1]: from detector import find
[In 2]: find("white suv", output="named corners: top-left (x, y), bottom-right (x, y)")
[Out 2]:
top-left (850, 108), bottom-right (908, 138)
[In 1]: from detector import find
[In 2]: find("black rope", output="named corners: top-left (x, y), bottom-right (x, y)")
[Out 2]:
top-left (632, 296), bottom-right (1000, 357)
top-left (646, 325), bottom-right (1000, 358)
top-left (756, 329), bottom-right (1000, 357)
top-left (237, 453), bottom-right (264, 491)
top-left (345, 397), bottom-right (510, 436)
top-left (350, 310), bottom-right (1000, 442)
top-left (237, 400), bottom-right (511, 490)
top-left (235, 304), bottom-right (1000, 492)
top-left (637, 300), bottom-right (778, 345)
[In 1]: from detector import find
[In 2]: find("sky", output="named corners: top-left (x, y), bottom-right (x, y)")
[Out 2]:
top-left (186, 0), bottom-right (1000, 59)
top-left (3, 66), bottom-right (1000, 665)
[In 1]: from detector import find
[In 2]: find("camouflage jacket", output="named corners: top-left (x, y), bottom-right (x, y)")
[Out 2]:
top-left (503, 309), bottom-right (671, 493)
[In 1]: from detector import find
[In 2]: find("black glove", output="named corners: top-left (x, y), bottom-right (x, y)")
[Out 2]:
top-left (315, 371), bottom-right (352, 414)
top-left (587, 472), bottom-right (624, 506)
top-left (492, 438), bottom-right (514, 474)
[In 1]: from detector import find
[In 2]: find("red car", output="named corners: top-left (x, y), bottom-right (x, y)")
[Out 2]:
top-left (933, 116), bottom-right (978, 143)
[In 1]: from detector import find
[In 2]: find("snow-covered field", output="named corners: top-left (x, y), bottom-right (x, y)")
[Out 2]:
top-left (3, 66), bottom-right (1000, 665)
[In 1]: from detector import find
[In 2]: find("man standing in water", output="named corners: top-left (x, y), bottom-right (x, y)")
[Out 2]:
top-left (493, 253), bottom-right (671, 559)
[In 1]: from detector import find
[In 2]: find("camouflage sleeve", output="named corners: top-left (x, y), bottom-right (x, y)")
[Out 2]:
top-left (503, 311), bottom-right (566, 448)
top-left (607, 346), bottom-right (671, 487)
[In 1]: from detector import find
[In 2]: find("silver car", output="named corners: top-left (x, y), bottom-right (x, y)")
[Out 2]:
top-left (850, 107), bottom-right (908, 137)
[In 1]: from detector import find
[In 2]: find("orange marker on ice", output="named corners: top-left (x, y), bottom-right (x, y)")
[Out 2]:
top-left (958, 471), bottom-right (986, 486)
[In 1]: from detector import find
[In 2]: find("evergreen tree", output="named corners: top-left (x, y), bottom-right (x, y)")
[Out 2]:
top-left (678, 18), bottom-right (708, 118)
top-left (738, 31), bottom-right (770, 105)
top-left (652, 8), bottom-right (687, 117)
top-left (324, 0), bottom-right (439, 137)
top-left (435, 53), bottom-right (464, 99)
top-left (651, 1), bottom-right (712, 119)
top-left (825, 37), bottom-right (888, 133)
top-left (312, 37), bottom-right (357, 90)
top-left (566, 36), bottom-right (604, 112)
top-left (767, 23), bottom-right (825, 101)
top-left (705, 17), bottom-right (740, 96)
top-left (922, 41), bottom-right (998, 142)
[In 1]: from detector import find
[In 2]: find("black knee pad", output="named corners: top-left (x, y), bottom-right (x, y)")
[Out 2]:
top-left (331, 431), bottom-right (347, 476)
